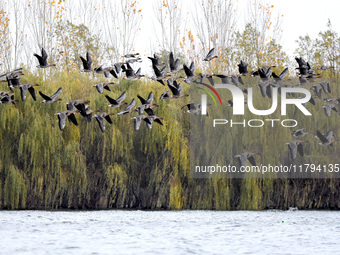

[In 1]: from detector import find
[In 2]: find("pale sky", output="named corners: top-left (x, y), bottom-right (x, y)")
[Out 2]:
top-left (271, 0), bottom-right (340, 55)
top-left (137, 0), bottom-right (340, 57)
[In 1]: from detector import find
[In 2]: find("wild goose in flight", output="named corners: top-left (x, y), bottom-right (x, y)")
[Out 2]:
top-left (198, 73), bottom-right (214, 86)
top-left (203, 48), bottom-right (218, 61)
top-left (213, 74), bottom-right (232, 84)
top-left (292, 128), bottom-right (310, 138)
top-left (238, 60), bottom-right (248, 76)
top-left (160, 79), bottom-right (188, 100)
top-left (0, 68), bottom-right (24, 80)
top-left (258, 66), bottom-right (275, 81)
top-left (0, 91), bottom-right (13, 97)
top-left (305, 72), bottom-right (320, 83)
top-left (285, 140), bottom-right (305, 160)
top-left (80, 52), bottom-right (93, 72)
top-left (39, 87), bottom-right (62, 103)
top-left (0, 68), bottom-right (24, 91)
top-left (315, 130), bottom-right (335, 146)
top-left (80, 107), bottom-right (99, 123)
top-left (93, 82), bottom-right (114, 94)
top-left (106, 91), bottom-right (127, 108)
top-left (322, 103), bottom-right (338, 117)
top-left (272, 67), bottom-right (288, 82)
top-left (6, 76), bottom-right (21, 91)
top-left (234, 152), bottom-right (261, 168)
top-left (258, 81), bottom-right (272, 98)
top-left (125, 57), bottom-right (142, 64)
top-left (131, 115), bottom-right (152, 131)
top-left (117, 98), bottom-right (135, 115)
top-left (66, 99), bottom-right (90, 112)
top-left (144, 108), bottom-right (164, 127)
top-left (19, 83), bottom-right (39, 101)
top-left (122, 53), bottom-right (140, 58)
top-left (33, 47), bottom-right (56, 68)
top-left (137, 91), bottom-right (154, 106)
top-left (71, 100), bottom-right (91, 120)
top-left (114, 63), bottom-right (122, 74)
top-left (318, 65), bottom-right (334, 71)
top-left (181, 103), bottom-right (201, 114)
top-left (109, 68), bottom-right (119, 79)
top-left (93, 112), bottom-right (115, 132)
top-left (169, 52), bottom-right (180, 73)
top-left (299, 95), bottom-right (316, 108)
top-left (122, 63), bottom-right (144, 81)
top-left (100, 63), bottom-right (123, 79)
top-left (0, 70), bottom-right (22, 91)
top-left (319, 81), bottom-right (331, 94)
top-left (0, 95), bottom-right (18, 105)
top-left (148, 53), bottom-right (163, 66)
top-left (183, 62), bottom-right (196, 84)
top-left (93, 65), bottom-right (115, 78)
top-left (310, 84), bottom-right (323, 98)
top-left (54, 110), bottom-right (78, 131)
top-left (136, 92), bottom-right (159, 113)
top-left (323, 98), bottom-right (338, 103)
top-left (213, 74), bottom-right (243, 86)
top-left (295, 57), bottom-right (309, 75)
top-left (151, 64), bottom-right (170, 85)
top-left (231, 75), bottom-right (244, 86)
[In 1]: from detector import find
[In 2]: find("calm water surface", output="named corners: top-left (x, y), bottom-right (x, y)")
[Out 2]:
top-left (1, 210), bottom-right (339, 254)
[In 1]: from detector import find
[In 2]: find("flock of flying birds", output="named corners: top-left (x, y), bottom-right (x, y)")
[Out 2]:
top-left (0, 47), bottom-right (338, 166)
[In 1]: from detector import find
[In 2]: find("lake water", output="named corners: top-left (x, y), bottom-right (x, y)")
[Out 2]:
top-left (1, 210), bottom-right (339, 254)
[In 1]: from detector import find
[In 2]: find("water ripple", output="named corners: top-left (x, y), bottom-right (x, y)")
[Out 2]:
top-left (0, 210), bottom-right (339, 254)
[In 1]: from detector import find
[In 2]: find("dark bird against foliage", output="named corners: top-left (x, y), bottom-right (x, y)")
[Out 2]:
top-left (117, 98), bottom-right (136, 115)
top-left (33, 47), bottom-right (56, 68)
top-left (131, 115), bottom-right (152, 131)
top-left (272, 67), bottom-right (288, 81)
top-left (160, 79), bottom-right (188, 99)
top-left (0, 94), bottom-right (18, 105)
top-left (181, 103), bottom-right (201, 114)
top-left (39, 87), bottom-right (62, 103)
top-left (80, 52), bottom-right (93, 72)
top-left (285, 140), bottom-right (305, 160)
top-left (93, 112), bottom-right (115, 132)
top-left (93, 82), bottom-right (114, 94)
top-left (234, 152), bottom-right (261, 168)
top-left (238, 60), bottom-right (248, 76)
top-left (316, 130), bottom-right (335, 146)
top-left (19, 83), bottom-right (39, 101)
top-left (322, 103), bottom-right (338, 117)
top-left (54, 110), bottom-right (78, 131)
top-left (106, 91), bottom-right (127, 108)
top-left (203, 48), bottom-right (218, 61)
top-left (169, 52), bottom-right (180, 73)
top-left (292, 128), bottom-right (310, 138)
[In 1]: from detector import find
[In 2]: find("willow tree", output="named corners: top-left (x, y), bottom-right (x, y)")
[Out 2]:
top-left (100, 0), bottom-right (142, 63)
top-left (314, 20), bottom-right (340, 79)
top-left (8, 0), bottom-right (26, 70)
top-left (246, 0), bottom-right (283, 67)
top-left (0, 3), bottom-right (11, 72)
top-left (54, 21), bottom-right (102, 71)
top-left (153, 0), bottom-right (183, 55)
top-left (192, 0), bottom-right (237, 72)
top-left (295, 20), bottom-right (340, 80)
top-left (295, 35), bottom-right (316, 64)
top-left (24, 0), bottom-right (66, 66)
